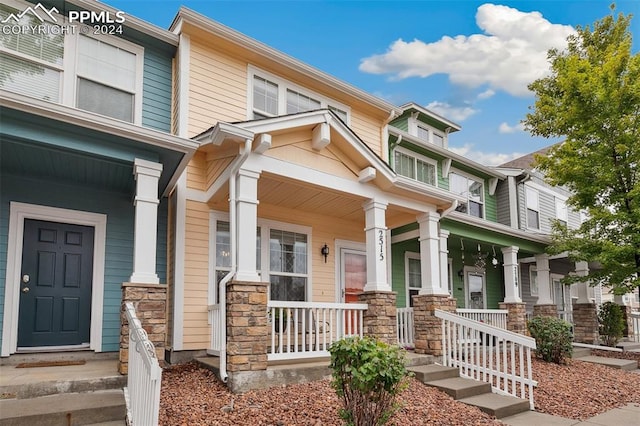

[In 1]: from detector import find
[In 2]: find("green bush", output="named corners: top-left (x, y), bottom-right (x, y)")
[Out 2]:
top-left (527, 316), bottom-right (573, 364)
top-left (328, 336), bottom-right (410, 426)
top-left (598, 302), bottom-right (625, 347)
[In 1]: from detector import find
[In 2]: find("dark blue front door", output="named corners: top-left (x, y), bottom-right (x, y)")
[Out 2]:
top-left (18, 219), bottom-right (94, 348)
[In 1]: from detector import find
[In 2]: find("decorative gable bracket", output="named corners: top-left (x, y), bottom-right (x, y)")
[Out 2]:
top-left (312, 122), bottom-right (330, 151)
top-left (488, 177), bottom-right (499, 196)
top-left (441, 158), bottom-right (452, 178)
top-left (359, 167), bottom-right (376, 183)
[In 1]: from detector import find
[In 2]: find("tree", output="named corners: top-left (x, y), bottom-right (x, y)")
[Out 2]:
top-left (524, 6), bottom-right (640, 294)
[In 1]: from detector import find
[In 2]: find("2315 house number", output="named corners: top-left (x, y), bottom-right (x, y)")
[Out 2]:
top-left (378, 230), bottom-right (384, 261)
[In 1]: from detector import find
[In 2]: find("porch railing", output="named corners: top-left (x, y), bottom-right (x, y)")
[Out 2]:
top-left (207, 304), bottom-right (223, 355)
top-left (397, 307), bottom-right (415, 348)
top-left (267, 301), bottom-right (367, 361)
top-left (455, 308), bottom-right (508, 329)
top-left (124, 302), bottom-right (162, 426)
top-left (631, 311), bottom-right (640, 343)
top-left (436, 309), bottom-right (538, 410)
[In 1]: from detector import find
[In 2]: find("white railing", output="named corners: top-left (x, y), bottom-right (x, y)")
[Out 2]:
top-left (456, 308), bottom-right (508, 330)
top-left (207, 304), bottom-right (223, 355)
top-left (631, 311), bottom-right (640, 343)
top-left (397, 307), bottom-right (414, 348)
top-left (124, 302), bottom-right (162, 426)
top-left (267, 301), bottom-right (367, 361)
top-left (436, 309), bottom-right (538, 410)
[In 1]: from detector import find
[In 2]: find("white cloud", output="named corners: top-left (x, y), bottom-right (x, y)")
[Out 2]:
top-left (477, 89), bottom-right (495, 100)
top-left (426, 101), bottom-right (478, 122)
top-left (498, 122), bottom-right (525, 133)
top-left (449, 144), bottom-right (525, 166)
top-left (359, 4), bottom-right (575, 97)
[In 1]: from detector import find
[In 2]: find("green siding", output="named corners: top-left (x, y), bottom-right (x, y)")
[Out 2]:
top-left (0, 174), bottom-right (168, 353)
top-left (142, 47), bottom-right (173, 133)
top-left (484, 185), bottom-right (497, 222)
top-left (391, 239), bottom-right (420, 308)
top-left (389, 117), bottom-right (409, 132)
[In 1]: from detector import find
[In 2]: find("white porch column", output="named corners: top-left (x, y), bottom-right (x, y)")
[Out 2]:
top-left (502, 246), bottom-right (521, 303)
top-left (235, 169), bottom-right (261, 282)
top-left (575, 261), bottom-right (591, 303)
top-left (363, 200), bottom-right (391, 292)
top-left (417, 211), bottom-right (445, 295)
top-left (130, 159), bottom-right (163, 284)
top-left (534, 254), bottom-right (553, 305)
top-left (439, 229), bottom-right (450, 295)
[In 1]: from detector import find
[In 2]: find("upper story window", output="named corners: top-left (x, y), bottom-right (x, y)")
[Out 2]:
top-left (525, 186), bottom-right (540, 229)
top-left (249, 66), bottom-right (350, 123)
top-left (555, 197), bottom-right (568, 226)
top-left (0, 1), bottom-right (144, 124)
top-left (408, 116), bottom-right (445, 147)
top-left (450, 171), bottom-right (484, 218)
top-left (417, 125), bottom-right (430, 141)
top-left (393, 147), bottom-right (437, 187)
top-left (432, 133), bottom-right (444, 147)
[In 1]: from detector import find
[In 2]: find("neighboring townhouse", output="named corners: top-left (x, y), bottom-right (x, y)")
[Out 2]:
top-left (0, 0), bottom-right (198, 360)
top-left (496, 150), bottom-right (599, 322)
top-left (386, 104), bottom-right (551, 320)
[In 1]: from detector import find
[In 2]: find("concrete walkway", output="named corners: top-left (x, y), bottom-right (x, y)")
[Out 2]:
top-left (502, 403), bottom-right (640, 426)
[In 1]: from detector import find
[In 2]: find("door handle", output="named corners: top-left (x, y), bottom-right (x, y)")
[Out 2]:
top-left (22, 287), bottom-right (30, 293)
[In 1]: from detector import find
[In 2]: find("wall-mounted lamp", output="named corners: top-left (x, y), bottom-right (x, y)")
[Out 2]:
top-left (457, 269), bottom-right (464, 279)
top-left (321, 243), bottom-right (330, 263)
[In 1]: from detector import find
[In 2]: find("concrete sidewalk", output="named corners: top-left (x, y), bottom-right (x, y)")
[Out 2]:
top-left (502, 403), bottom-right (640, 426)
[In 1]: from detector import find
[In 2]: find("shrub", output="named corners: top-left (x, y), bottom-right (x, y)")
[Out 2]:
top-left (328, 336), bottom-right (410, 426)
top-left (598, 301), bottom-right (625, 347)
top-left (527, 316), bottom-right (573, 364)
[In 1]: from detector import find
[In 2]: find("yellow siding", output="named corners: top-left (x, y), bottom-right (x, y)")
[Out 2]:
top-left (350, 109), bottom-right (385, 157)
top-left (182, 200), bottom-right (210, 350)
top-left (186, 151), bottom-right (206, 191)
top-left (188, 39), bottom-right (247, 137)
top-left (206, 152), bottom-right (235, 190)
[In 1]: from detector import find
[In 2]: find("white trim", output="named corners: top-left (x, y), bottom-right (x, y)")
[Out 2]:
top-left (172, 173), bottom-right (187, 350)
top-left (247, 65), bottom-right (351, 124)
top-left (525, 185), bottom-right (540, 230)
top-left (447, 258), bottom-right (454, 295)
top-left (177, 33), bottom-right (190, 138)
top-left (334, 240), bottom-right (366, 303)
top-left (529, 266), bottom-right (538, 296)
top-left (525, 180), bottom-right (568, 201)
top-left (404, 252), bottom-right (421, 308)
top-left (2, 202), bottom-right (106, 356)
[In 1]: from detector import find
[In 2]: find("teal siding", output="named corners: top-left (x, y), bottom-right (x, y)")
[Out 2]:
top-left (142, 47), bottom-right (173, 133)
top-left (0, 175), bottom-right (168, 353)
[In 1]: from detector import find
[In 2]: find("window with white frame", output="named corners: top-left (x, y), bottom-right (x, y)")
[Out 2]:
top-left (526, 186), bottom-right (540, 229)
top-left (248, 66), bottom-right (350, 123)
top-left (432, 133), bottom-right (444, 147)
top-left (393, 147), bottom-right (437, 187)
top-left (417, 125), bottom-right (430, 141)
top-left (405, 253), bottom-right (421, 307)
top-left (555, 197), bottom-right (568, 226)
top-left (529, 266), bottom-right (538, 296)
top-left (0, 1), bottom-right (143, 123)
top-left (450, 172), bottom-right (484, 218)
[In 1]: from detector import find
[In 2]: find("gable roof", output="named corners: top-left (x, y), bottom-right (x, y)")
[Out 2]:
top-left (499, 145), bottom-right (557, 170)
top-left (398, 102), bottom-right (461, 132)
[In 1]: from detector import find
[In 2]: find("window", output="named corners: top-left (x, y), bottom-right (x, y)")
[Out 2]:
top-left (450, 172), bottom-right (484, 218)
top-left (417, 125), bottom-right (429, 141)
top-left (249, 66), bottom-right (350, 122)
top-left (393, 147), bottom-right (437, 186)
top-left (405, 253), bottom-right (421, 307)
top-left (432, 133), bottom-right (444, 147)
top-left (269, 229), bottom-right (308, 301)
top-left (0, 2), bottom-right (143, 123)
top-left (529, 266), bottom-right (538, 296)
top-left (556, 197), bottom-right (568, 226)
top-left (526, 186), bottom-right (540, 229)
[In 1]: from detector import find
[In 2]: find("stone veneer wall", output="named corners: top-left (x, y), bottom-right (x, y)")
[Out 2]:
top-left (500, 302), bottom-right (528, 334)
top-left (119, 283), bottom-right (167, 374)
top-left (572, 303), bottom-right (599, 344)
top-left (413, 295), bottom-right (457, 356)
top-left (358, 291), bottom-right (397, 345)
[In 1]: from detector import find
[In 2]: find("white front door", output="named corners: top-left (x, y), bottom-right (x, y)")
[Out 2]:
top-left (465, 267), bottom-right (486, 309)
top-left (551, 274), bottom-right (571, 320)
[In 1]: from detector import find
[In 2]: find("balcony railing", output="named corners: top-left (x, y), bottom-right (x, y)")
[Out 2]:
top-left (455, 308), bottom-right (508, 329)
top-left (397, 307), bottom-right (415, 348)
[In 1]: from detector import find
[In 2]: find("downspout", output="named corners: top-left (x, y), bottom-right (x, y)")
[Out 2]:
top-left (439, 199), bottom-right (459, 218)
top-left (217, 138), bottom-right (253, 383)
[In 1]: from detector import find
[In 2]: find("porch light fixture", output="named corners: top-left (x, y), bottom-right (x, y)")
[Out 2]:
top-left (321, 243), bottom-right (330, 263)
top-left (458, 269), bottom-right (464, 279)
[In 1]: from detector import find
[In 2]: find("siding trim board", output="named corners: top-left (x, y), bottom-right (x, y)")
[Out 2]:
top-left (2, 202), bottom-right (107, 356)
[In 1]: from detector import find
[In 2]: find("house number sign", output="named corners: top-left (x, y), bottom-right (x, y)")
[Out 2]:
top-left (378, 230), bottom-right (384, 261)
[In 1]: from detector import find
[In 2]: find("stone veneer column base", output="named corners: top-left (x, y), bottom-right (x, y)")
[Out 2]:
top-left (572, 303), bottom-right (599, 344)
top-left (533, 304), bottom-right (559, 319)
top-left (357, 291), bottom-right (397, 345)
top-left (620, 304), bottom-right (634, 338)
top-left (226, 280), bottom-right (268, 393)
top-left (119, 283), bottom-right (167, 375)
top-left (500, 302), bottom-right (527, 334)
top-left (413, 295), bottom-right (457, 356)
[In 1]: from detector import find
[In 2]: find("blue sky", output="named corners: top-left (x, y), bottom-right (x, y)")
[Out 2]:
top-left (107, 0), bottom-right (639, 165)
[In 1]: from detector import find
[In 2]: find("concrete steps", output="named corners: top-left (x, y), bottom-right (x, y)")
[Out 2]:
top-left (0, 389), bottom-right (125, 426)
top-left (574, 355), bottom-right (638, 371)
top-left (408, 365), bottom-right (530, 419)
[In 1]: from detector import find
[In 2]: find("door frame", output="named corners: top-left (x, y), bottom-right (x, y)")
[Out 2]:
top-left (334, 240), bottom-right (366, 303)
top-left (464, 266), bottom-right (487, 309)
top-left (2, 202), bottom-right (107, 356)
